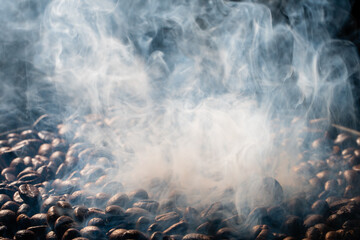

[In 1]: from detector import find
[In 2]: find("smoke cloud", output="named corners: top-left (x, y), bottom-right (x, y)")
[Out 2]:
top-left (1, 0), bottom-right (359, 209)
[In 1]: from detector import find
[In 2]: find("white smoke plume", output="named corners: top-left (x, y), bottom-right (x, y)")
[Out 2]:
top-left (1, 0), bottom-right (359, 208)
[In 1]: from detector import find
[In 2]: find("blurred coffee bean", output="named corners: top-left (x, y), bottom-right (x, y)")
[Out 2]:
top-left (150, 231), bottom-right (163, 240)
top-left (215, 227), bottom-right (239, 239)
top-left (54, 216), bottom-right (77, 238)
top-left (18, 184), bottom-right (40, 205)
top-left (108, 228), bottom-right (127, 240)
top-left (163, 220), bottom-right (188, 235)
top-left (311, 200), bottom-right (330, 215)
top-left (306, 226), bottom-right (321, 240)
top-left (38, 144), bottom-right (52, 157)
top-left (182, 233), bottom-right (211, 240)
top-left (30, 213), bottom-right (48, 226)
top-left (16, 214), bottom-right (31, 230)
top-left (46, 230), bottom-right (57, 240)
top-left (1, 201), bottom-right (20, 212)
top-left (107, 193), bottom-right (129, 208)
top-left (88, 217), bottom-right (105, 228)
top-left (343, 170), bottom-right (360, 185)
top-left (74, 206), bottom-right (88, 223)
top-left (62, 228), bottom-right (82, 240)
top-left (282, 215), bottom-right (304, 237)
top-left (304, 214), bottom-right (324, 228)
top-left (27, 225), bottom-right (49, 239)
top-left (325, 231), bottom-right (339, 240)
top-left (155, 211), bottom-right (180, 229)
top-left (133, 200), bottom-right (159, 213)
top-left (14, 229), bottom-right (35, 240)
top-left (125, 207), bottom-right (151, 223)
top-left (80, 226), bottom-right (105, 240)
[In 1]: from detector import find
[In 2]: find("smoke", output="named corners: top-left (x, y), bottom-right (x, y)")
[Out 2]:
top-left (1, 0), bottom-right (359, 208)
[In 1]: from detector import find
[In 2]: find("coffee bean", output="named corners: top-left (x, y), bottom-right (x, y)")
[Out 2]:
top-left (282, 215), bottom-right (304, 237)
top-left (30, 213), bottom-right (48, 226)
top-left (133, 200), bottom-right (159, 213)
top-left (16, 214), bottom-right (31, 230)
top-left (182, 233), bottom-right (211, 240)
top-left (150, 231), bottom-right (163, 240)
top-left (74, 206), bottom-right (88, 222)
top-left (304, 214), bottom-right (324, 228)
top-left (27, 225), bottom-right (49, 239)
top-left (325, 231), bottom-right (339, 240)
top-left (163, 220), bottom-right (189, 235)
top-left (306, 226), bottom-right (321, 240)
top-left (0, 194), bottom-right (11, 207)
top-left (18, 184), bottom-right (40, 205)
top-left (80, 226), bottom-right (105, 240)
top-left (311, 200), bottom-right (329, 215)
top-left (46, 231), bottom-right (57, 240)
top-left (14, 229), bottom-right (35, 240)
top-left (107, 193), bottom-right (129, 208)
top-left (38, 144), bottom-right (53, 157)
top-left (54, 216), bottom-right (77, 238)
top-left (2, 201), bottom-right (20, 213)
top-left (62, 228), bottom-right (81, 240)
top-left (155, 211), bottom-right (180, 229)
top-left (88, 217), bottom-right (105, 228)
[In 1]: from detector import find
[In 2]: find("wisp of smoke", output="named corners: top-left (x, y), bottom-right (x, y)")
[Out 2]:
top-left (1, 0), bottom-right (359, 209)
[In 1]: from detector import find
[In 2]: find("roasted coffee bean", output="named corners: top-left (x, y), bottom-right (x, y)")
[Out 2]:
top-left (246, 207), bottom-right (268, 227)
top-left (80, 226), bottom-right (105, 240)
top-left (87, 207), bottom-right (106, 219)
top-left (54, 216), bottom-right (77, 238)
top-left (30, 213), bottom-right (48, 226)
top-left (282, 215), bottom-right (304, 237)
top-left (304, 214), bottom-right (324, 228)
top-left (46, 231), bottom-right (57, 240)
top-left (0, 209), bottom-right (16, 228)
top-left (148, 223), bottom-right (163, 234)
top-left (14, 229), bottom-right (35, 240)
top-left (215, 227), bottom-right (239, 239)
top-left (0, 194), bottom-right (11, 207)
top-left (163, 220), bottom-right (189, 235)
top-left (18, 184), bottom-right (40, 205)
top-left (133, 200), bottom-right (159, 213)
top-left (311, 200), bottom-right (329, 215)
top-left (88, 217), bottom-right (105, 228)
top-left (155, 211), bottom-right (180, 229)
top-left (106, 193), bottom-right (129, 208)
top-left (325, 231), bottom-right (339, 240)
top-left (27, 225), bottom-right (49, 239)
top-left (118, 229), bottom-right (147, 240)
top-left (128, 189), bottom-right (149, 202)
top-left (49, 151), bottom-right (65, 166)
top-left (1, 200), bottom-right (19, 212)
top-left (286, 197), bottom-right (309, 218)
top-left (95, 193), bottom-right (110, 207)
top-left (41, 196), bottom-right (61, 213)
top-left (108, 228), bottom-right (127, 240)
top-left (182, 233), bottom-right (211, 240)
top-left (47, 206), bottom-right (62, 229)
top-left (38, 144), bottom-right (53, 157)
top-left (343, 170), bottom-right (360, 185)
top-left (101, 181), bottom-right (123, 194)
top-left (306, 226), bottom-right (321, 240)
top-left (136, 216), bottom-right (151, 232)
top-left (74, 206), bottom-right (88, 222)
top-left (16, 214), bottom-right (31, 230)
top-left (17, 203), bottom-right (32, 216)
top-left (62, 228), bottom-right (81, 240)
top-left (267, 206), bottom-right (286, 228)
top-left (125, 207), bottom-right (151, 223)
top-left (150, 231), bottom-right (163, 240)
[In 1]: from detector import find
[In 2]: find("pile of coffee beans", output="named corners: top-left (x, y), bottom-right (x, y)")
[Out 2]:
top-left (0, 116), bottom-right (359, 240)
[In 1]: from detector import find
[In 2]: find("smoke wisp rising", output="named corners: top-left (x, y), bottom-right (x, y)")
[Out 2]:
top-left (1, 0), bottom-right (360, 207)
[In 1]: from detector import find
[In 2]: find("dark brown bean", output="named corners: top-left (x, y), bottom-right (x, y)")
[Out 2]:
top-left (18, 184), bottom-right (40, 205)
top-left (133, 200), bottom-right (159, 213)
top-left (80, 226), bottom-right (105, 240)
top-left (155, 211), bottom-right (181, 229)
top-left (106, 193), bottom-right (129, 208)
top-left (54, 216), bottom-right (77, 238)
top-left (150, 231), bottom-right (163, 240)
top-left (182, 233), bottom-right (211, 240)
top-left (14, 229), bottom-right (35, 240)
top-left (62, 228), bottom-right (81, 240)
top-left (46, 231), bottom-right (57, 240)
top-left (0, 194), bottom-right (11, 207)
top-left (282, 215), bottom-right (304, 237)
top-left (16, 214), bottom-right (31, 230)
top-left (304, 214), bottom-right (324, 228)
top-left (1, 201), bottom-right (20, 212)
top-left (311, 200), bottom-right (329, 215)
top-left (88, 217), bottom-right (105, 228)
top-left (30, 213), bottom-right (48, 226)
top-left (27, 225), bottom-right (49, 239)
top-left (325, 231), bottom-right (339, 240)
top-left (164, 220), bottom-right (189, 235)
